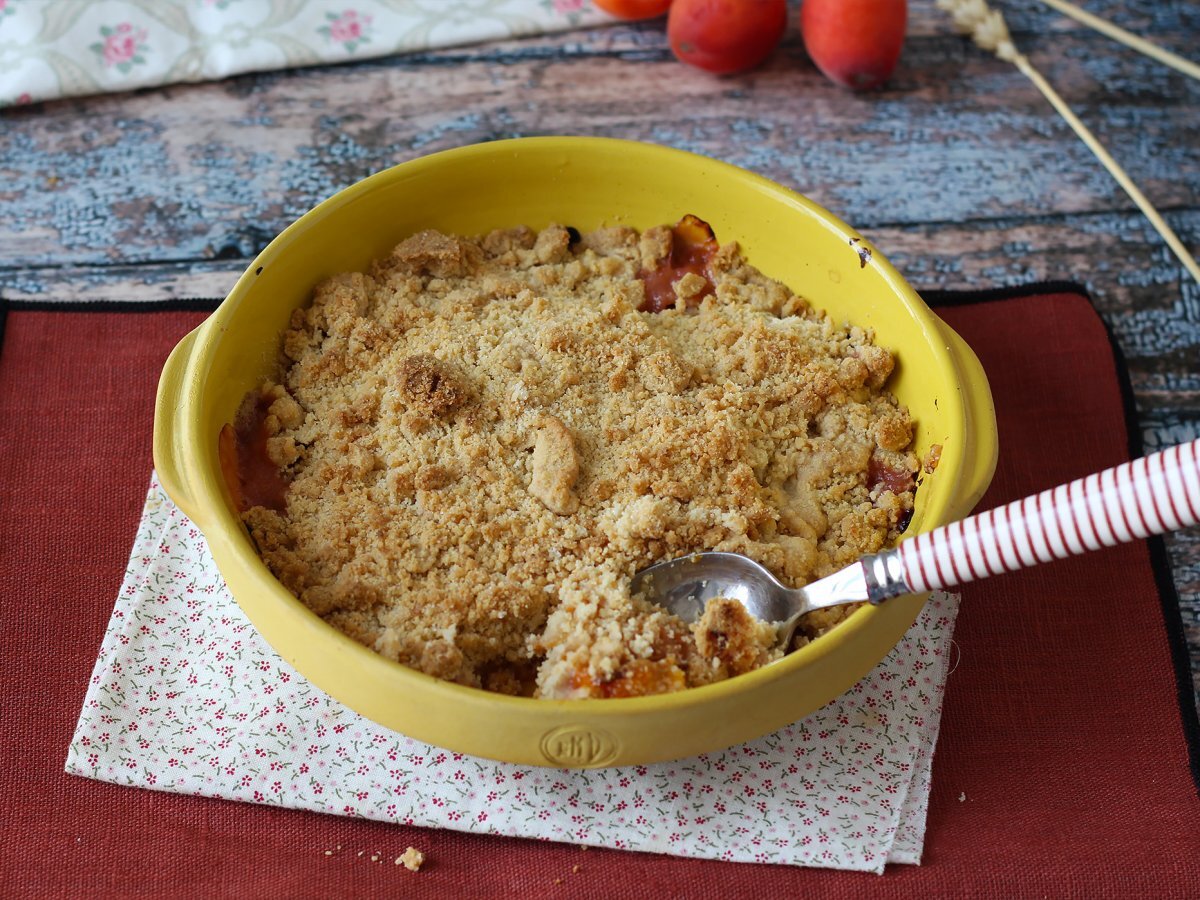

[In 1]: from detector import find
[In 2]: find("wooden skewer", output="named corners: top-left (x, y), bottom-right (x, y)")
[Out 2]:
top-left (1035, 0), bottom-right (1200, 82)
top-left (935, 0), bottom-right (1200, 285)
top-left (1012, 53), bottom-right (1200, 285)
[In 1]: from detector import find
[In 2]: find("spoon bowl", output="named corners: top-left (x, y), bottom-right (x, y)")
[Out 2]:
top-left (631, 550), bottom-right (879, 649)
top-left (630, 552), bottom-right (795, 624)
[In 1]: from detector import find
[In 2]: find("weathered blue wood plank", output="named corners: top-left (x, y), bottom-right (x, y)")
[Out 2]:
top-left (0, 28), bottom-right (1195, 274)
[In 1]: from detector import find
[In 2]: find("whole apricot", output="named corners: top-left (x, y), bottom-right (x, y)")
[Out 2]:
top-left (668, 0), bottom-right (788, 75)
top-left (800, 0), bottom-right (907, 91)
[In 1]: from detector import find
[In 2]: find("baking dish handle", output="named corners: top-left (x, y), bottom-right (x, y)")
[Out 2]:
top-left (153, 325), bottom-right (205, 525)
top-left (935, 316), bottom-right (999, 521)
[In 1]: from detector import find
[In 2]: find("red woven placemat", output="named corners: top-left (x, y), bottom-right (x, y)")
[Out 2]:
top-left (1, 288), bottom-right (1197, 897)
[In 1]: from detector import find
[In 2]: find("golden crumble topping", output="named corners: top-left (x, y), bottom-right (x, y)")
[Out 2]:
top-left (233, 221), bottom-right (917, 699)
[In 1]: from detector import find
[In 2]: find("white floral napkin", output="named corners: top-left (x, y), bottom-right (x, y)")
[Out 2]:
top-left (66, 475), bottom-right (960, 873)
top-left (0, 0), bottom-right (611, 107)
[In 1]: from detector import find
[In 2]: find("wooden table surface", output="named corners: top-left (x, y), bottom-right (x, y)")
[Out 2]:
top-left (2, 1), bottom-right (1197, 710)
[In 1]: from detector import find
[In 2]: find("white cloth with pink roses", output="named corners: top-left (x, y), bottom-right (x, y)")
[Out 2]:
top-left (65, 476), bottom-right (962, 873)
top-left (0, 0), bottom-right (610, 107)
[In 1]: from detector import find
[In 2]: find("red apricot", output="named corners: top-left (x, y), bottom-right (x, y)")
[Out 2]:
top-left (668, 0), bottom-right (788, 75)
top-left (800, 0), bottom-right (907, 91)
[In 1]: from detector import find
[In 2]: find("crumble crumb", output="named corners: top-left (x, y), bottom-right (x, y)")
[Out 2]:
top-left (397, 846), bottom-right (425, 872)
top-left (529, 415), bottom-right (581, 515)
top-left (396, 354), bottom-right (469, 419)
top-left (924, 443), bottom-right (944, 474)
top-left (693, 598), bottom-right (779, 679)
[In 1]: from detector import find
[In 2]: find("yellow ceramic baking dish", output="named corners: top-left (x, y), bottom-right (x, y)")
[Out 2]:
top-left (154, 137), bottom-right (996, 768)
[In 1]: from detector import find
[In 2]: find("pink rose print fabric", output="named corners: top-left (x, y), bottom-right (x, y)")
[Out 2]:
top-left (90, 23), bottom-right (150, 73)
top-left (1, 1), bottom-right (615, 106)
top-left (66, 476), bottom-right (961, 873)
top-left (319, 10), bottom-right (373, 52)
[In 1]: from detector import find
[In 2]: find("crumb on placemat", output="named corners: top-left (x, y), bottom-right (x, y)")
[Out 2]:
top-left (396, 846), bottom-right (425, 872)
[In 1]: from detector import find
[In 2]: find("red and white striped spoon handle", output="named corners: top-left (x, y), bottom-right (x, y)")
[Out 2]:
top-left (896, 438), bottom-right (1200, 593)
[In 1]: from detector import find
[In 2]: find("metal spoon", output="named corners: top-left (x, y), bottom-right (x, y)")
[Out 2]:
top-left (632, 438), bottom-right (1200, 648)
